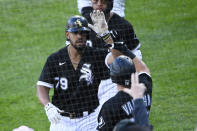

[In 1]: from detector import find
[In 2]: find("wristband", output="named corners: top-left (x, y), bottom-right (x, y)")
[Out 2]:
top-left (102, 33), bottom-right (111, 41)
top-left (113, 43), bottom-right (136, 59)
top-left (100, 30), bottom-right (110, 37)
top-left (127, 51), bottom-right (136, 59)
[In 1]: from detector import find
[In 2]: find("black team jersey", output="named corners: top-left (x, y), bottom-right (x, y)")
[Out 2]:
top-left (37, 46), bottom-right (110, 113)
top-left (84, 12), bottom-right (140, 50)
top-left (97, 73), bottom-right (152, 131)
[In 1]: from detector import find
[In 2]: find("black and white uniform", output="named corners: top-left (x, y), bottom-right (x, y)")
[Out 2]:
top-left (82, 11), bottom-right (143, 107)
top-left (85, 13), bottom-right (141, 55)
top-left (37, 46), bottom-right (110, 131)
top-left (97, 73), bottom-right (152, 131)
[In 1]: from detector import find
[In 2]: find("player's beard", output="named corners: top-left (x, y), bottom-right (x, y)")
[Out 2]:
top-left (104, 0), bottom-right (113, 16)
top-left (70, 39), bottom-right (86, 55)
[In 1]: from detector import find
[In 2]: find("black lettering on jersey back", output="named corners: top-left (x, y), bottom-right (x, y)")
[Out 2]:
top-left (121, 100), bottom-right (134, 116)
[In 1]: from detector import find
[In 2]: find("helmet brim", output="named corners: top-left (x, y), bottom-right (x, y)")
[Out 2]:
top-left (67, 27), bottom-right (90, 32)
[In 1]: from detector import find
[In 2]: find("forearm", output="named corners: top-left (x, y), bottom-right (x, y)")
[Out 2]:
top-left (36, 85), bottom-right (50, 106)
top-left (105, 36), bottom-right (122, 65)
top-left (110, 42), bottom-right (150, 75)
top-left (133, 98), bottom-right (149, 126)
top-left (132, 57), bottom-right (150, 74)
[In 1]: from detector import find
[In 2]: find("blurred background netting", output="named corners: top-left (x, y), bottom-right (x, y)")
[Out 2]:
top-left (0, 0), bottom-right (196, 130)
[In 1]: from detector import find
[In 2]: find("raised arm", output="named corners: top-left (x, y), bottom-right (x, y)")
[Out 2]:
top-left (88, 10), bottom-right (122, 64)
top-left (87, 10), bottom-right (150, 73)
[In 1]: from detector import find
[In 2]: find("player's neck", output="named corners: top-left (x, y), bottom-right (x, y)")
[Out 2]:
top-left (68, 45), bottom-right (81, 69)
top-left (68, 45), bottom-right (81, 59)
top-left (117, 85), bottom-right (126, 91)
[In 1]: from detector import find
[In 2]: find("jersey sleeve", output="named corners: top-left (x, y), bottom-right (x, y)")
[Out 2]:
top-left (97, 104), bottom-right (114, 131)
top-left (123, 22), bottom-right (140, 50)
top-left (138, 73), bottom-right (152, 94)
top-left (37, 56), bottom-right (55, 88)
top-left (111, 16), bottom-right (140, 50)
top-left (138, 73), bottom-right (153, 114)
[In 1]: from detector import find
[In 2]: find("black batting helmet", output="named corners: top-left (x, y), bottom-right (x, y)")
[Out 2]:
top-left (110, 56), bottom-right (136, 87)
top-left (66, 15), bottom-right (90, 33)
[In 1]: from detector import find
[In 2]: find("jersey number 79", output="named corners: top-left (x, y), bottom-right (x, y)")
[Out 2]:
top-left (55, 77), bottom-right (68, 90)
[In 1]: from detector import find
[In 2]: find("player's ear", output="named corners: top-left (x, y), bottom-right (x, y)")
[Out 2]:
top-left (65, 32), bottom-right (69, 39)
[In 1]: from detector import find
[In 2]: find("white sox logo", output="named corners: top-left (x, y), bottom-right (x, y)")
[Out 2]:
top-left (75, 19), bottom-right (82, 27)
top-left (98, 116), bottom-right (105, 129)
top-left (79, 63), bottom-right (93, 85)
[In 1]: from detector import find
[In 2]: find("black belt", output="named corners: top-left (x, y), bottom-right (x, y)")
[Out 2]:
top-left (60, 109), bottom-right (94, 119)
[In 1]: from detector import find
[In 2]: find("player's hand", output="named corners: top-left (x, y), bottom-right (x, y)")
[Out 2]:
top-left (123, 73), bottom-right (146, 99)
top-left (88, 10), bottom-right (109, 37)
top-left (44, 103), bottom-right (64, 124)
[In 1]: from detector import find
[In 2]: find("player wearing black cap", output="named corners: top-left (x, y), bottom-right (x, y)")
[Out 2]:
top-left (36, 14), bottom-right (121, 131)
top-left (97, 55), bottom-right (153, 131)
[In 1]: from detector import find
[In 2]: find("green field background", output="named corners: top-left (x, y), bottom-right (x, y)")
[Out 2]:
top-left (0, 0), bottom-right (196, 130)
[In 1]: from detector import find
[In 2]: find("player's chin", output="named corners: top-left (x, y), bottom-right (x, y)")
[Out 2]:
top-left (76, 42), bottom-right (86, 47)
top-left (76, 44), bottom-right (86, 52)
